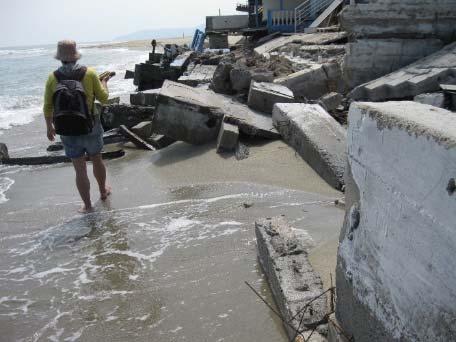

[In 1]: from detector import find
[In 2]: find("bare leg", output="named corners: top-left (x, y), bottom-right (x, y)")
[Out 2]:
top-left (90, 153), bottom-right (111, 200)
top-left (72, 156), bottom-right (92, 213)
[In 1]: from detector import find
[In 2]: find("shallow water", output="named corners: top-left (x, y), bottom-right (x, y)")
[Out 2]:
top-left (0, 137), bottom-right (344, 342)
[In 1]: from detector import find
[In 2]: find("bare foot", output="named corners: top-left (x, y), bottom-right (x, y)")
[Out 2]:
top-left (78, 205), bottom-right (94, 214)
top-left (100, 186), bottom-right (112, 201)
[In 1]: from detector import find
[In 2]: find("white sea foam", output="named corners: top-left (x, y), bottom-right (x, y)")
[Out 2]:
top-left (0, 177), bottom-right (14, 203)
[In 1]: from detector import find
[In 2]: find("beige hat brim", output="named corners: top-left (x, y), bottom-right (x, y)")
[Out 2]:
top-left (54, 51), bottom-right (82, 62)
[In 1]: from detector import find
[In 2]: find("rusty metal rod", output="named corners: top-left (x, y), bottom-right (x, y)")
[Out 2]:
top-left (244, 281), bottom-right (306, 341)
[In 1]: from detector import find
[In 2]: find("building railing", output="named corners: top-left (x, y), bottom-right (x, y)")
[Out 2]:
top-left (267, 9), bottom-right (295, 32)
top-left (294, 0), bottom-right (336, 32)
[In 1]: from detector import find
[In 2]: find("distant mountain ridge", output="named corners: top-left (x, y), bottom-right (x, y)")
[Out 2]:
top-left (114, 25), bottom-right (204, 41)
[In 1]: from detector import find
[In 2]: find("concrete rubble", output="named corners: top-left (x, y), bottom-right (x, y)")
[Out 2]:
top-left (273, 103), bottom-right (346, 190)
top-left (131, 121), bottom-right (153, 140)
top-left (102, 7), bottom-right (456, 340)
top-left (350, 42), bottom-right (456, 101)
top-left (247, 81), bottom-right (295, 114)
top-left (255, 217), bottom-right (327, 341)
top-left (130, 89), bottom-right (160, 106)
top-left (153, 80), bottom-right (280, 145)
top-left (413, 92), bottom-right (446, 108)
top-left (102, 104), bottom-right (155, 130)
top-left (178, 64), bottom-right (217, 86)
top-left (337, 101), bottom-right (456, 341)
top-left (216, 121), bottom-right (239, 153)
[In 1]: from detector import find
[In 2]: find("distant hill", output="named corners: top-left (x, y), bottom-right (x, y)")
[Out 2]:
top-left (114, 26), bottom-right (204, 41)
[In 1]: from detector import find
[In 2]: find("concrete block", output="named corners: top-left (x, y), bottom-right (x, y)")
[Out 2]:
top-left (413, 92), bottom-right (446, 108)
top-left (342, 38), bottom-right (444, 89)
top-left (154, 81), bottom-right (280, 145)
top-left (319, 92), bottom-right (343, 112)
top-left (255, 217), bottom-right (327, 340)
top-left (211, 61), bottom-right (234, 94)
top-left (206, 15), bottom-right (249, 32)
top-left (216, 121), bottom-right (239, 153)
top-left (208, 34), bottom-right (229, 49)
top-left (230, 67), bottom-right (252, 93)
top-left (102, 104), bottom-right (156, 130)
top-left (273, 104), bottom-right (346, 190)
top-left (340, 1), bottom-right (456, 42)
top-left (337, 101), bottom-right (456, 342)
top-left (248, 82), bottom-right (295, 114)
top-left (275, 63), bottom-right (343, 100)
top-left (351, 42), bottom-right (456, 101)
top-left (178, 64), bottom-right (217, 87)
top-left (254, 32), bottom-right (348, 59)
top-left (124, 70), bottom-right (134, 79)
top-left (131, 121), bottom-right (153, 140)
top-left (130, 89), bottom-right (160, 106)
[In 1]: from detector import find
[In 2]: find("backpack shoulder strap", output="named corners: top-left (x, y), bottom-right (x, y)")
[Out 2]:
top-left (74, 66), bottom-right (87, 82)
top-left (53, 66), bottom-right (87, 82)
top-left (54, 70), bottom-right (64, 82)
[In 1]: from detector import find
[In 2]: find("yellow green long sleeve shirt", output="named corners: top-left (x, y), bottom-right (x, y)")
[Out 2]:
top-left (43, 67), bottom-right (109, 118)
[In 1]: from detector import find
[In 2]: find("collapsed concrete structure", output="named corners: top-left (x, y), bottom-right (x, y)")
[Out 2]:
top-left (153, 80), bottom-right (280, 145)
top-left (336, 101), bottom-right (456, 341)
top-left (340, 0), bottom-right (456, 90)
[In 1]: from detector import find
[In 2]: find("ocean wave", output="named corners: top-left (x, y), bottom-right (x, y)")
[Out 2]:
top-left (0, 177), bottom-right (14, 203)
top-left (0, 47), bottom-right (51, 59)
top-left (0, 95), bottom-right (42, 130)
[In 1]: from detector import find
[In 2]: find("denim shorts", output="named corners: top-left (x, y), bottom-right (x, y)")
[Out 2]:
top-left (60, 119), bottom-right (104, 159)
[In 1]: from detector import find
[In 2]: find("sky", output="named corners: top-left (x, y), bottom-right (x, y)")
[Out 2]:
top-left (0, 0), bottom-right (238, 47)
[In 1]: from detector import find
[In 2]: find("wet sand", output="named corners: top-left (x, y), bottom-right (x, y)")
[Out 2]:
top-left (0, 139), bottom-right (343, 341)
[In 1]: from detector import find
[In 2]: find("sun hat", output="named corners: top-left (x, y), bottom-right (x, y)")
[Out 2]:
top-left (55, 40), bottom-right (81, 62)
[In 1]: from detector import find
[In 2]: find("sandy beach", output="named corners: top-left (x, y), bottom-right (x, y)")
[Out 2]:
top-left (88, 36), bottom-right (244, 50)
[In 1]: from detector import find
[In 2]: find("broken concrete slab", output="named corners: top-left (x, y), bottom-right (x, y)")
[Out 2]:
top-left (340, 0), bottom-right (456, 42)
top-left (342, 38), bottom-right (444, 89)
top-left (131, 121), bottom-right (153, 140)
top-left (154, 81), bottom-right (280, 145)
top-left (255, 217), bottom-right (327, 340)
top-left (130, 89), bottom-right (160, 106)
top-left (247, 82), bottom-right (295, 114)
top-left (102, 104), bottom-right (156, 130)
top-left (413, 92), bottom-right (446, 108)
top-left (350, 42), bottom-right (456, 101)
top-left (148, 134), bottom-right (176, 149)
top-left (178, 64), bottom-right (217, 87)
top-left (119, 125), bottom-right (155, 151)
top-left (254, 32), bottom-right (348, 59)
top-left (208, 33), bottom-right (229, 49)
top-left (275, 62), bottom-right (344, 100)
top-left (125, 70), bottom-right (134, 79)
top-left (230, 67), bottom-right (252, 93)
top-left (273, 103), bottom-right (346, 190)
top-left (319, 92), bottom-right (343, 112)
top-left (216, 121), bottom-right (239, 153)
top-left (211, 60), bottom-right (234, 94)
top-left (337, 101), bottom-right (456, 341)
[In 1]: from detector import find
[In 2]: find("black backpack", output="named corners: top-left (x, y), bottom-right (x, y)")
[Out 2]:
top-left (52, 66), bottom-right (93, 136)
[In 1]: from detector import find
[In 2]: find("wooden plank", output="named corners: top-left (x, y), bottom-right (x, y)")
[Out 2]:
top-left (119, 125), bottom-right (156, 150)
top-left (2, 150), bottom-right (125, 166)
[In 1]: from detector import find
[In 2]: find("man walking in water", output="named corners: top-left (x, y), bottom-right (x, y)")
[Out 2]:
top-left (43, 40), bottom-right (111, 213)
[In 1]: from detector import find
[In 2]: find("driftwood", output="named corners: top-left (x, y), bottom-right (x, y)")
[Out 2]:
top-left (119, 125), bottom-right (155, 150)
top-left (1, 150), bottom-right (125, 166)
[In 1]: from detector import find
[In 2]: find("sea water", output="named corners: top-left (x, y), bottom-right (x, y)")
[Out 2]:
top-left (0, 43), bottom-right (148, 203)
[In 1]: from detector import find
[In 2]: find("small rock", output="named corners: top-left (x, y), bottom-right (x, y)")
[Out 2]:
top-left (0, 143), bottom-right (9, 160)
top-left (230, 67), bottom-right (252, 93)
top-left (243, 202), bottom-right (254, 208)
